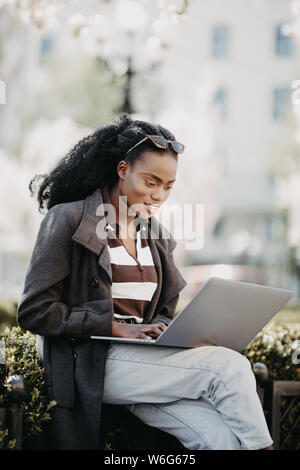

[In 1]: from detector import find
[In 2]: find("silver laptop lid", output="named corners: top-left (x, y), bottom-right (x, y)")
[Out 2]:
top-left (156, 277), bottom-right (293, 351)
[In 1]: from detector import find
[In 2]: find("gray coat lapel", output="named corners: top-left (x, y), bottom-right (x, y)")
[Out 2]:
top-left (71, 188), bottom-right (113, 283)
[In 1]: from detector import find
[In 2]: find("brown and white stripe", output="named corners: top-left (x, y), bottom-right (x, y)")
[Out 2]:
top-left (101, 185), bottom-right (158, 324)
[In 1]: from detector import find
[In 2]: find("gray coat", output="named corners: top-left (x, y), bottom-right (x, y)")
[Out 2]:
top-left (17, 187), bottom-right (187, 449)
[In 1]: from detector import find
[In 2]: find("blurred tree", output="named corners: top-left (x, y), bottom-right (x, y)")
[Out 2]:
top-left (24, 55), bottom-right (126, 130)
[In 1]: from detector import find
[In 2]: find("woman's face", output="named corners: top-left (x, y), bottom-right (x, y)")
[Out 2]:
top-left (118, 150), bottom-right (178, 220)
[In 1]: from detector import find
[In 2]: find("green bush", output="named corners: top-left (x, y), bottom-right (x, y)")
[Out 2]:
top-left (0, 300), bottom-right (18, 332)
top-left (242, 322), bottom-right (300, 380)
top-left (0, 427), bottom-right (16, 449)
top-left (0, 327), bottom-right (56, 450)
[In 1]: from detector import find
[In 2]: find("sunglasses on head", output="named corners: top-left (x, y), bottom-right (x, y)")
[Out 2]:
top-left (126, 135), bottom-right (185, 155)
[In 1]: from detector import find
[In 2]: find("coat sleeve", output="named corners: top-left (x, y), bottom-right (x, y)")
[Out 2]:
top-left (17, 204), bottom-right (113, 339)
top-left (150, 293), bottom-right (180, 327)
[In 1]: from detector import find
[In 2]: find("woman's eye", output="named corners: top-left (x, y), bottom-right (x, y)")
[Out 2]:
top-left (145, 180), bottom-right (173, 190)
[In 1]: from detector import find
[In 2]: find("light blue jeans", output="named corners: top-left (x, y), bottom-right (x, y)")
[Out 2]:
top-left (103, 343), bottom-right (274, 450)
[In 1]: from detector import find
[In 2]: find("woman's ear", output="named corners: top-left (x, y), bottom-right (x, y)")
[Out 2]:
top-left (117, 160), bottom-right (128, 180)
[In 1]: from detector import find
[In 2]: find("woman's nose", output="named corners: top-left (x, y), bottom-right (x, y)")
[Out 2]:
top-left (151, 187), bottom-right (166, 202)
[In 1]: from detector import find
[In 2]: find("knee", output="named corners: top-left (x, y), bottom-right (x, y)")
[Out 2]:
top-left (192, 345), bottom-right (254, 380)
top-left (213, 346), bottom-right (253, 377)
top-left (217, 347), bottom-right (258, 393)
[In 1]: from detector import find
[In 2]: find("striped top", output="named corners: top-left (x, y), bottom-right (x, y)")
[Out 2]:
top-left (101, 185), bottom-right (158, 324)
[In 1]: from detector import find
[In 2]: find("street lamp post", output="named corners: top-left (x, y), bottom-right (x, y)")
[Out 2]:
top-left (67, 1), bottom-right (177, 116)
top-left (120, 55), bottom-right (134, 114)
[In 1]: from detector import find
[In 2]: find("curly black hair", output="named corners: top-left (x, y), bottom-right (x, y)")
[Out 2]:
top-left (29, 113), bottom-right (179, 213)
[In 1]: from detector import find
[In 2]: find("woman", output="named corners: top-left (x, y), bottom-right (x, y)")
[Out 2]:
top-left (17, 113), bottom-right (273, 450)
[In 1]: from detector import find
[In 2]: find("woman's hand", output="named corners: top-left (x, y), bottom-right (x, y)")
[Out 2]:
top-left (111, 321), bottom-right (166, 339)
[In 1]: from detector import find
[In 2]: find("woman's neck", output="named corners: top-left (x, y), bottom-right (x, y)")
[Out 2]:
top-left (107, 183), bottom-right (136, 227)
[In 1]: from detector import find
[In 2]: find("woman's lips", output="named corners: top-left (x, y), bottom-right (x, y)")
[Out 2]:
top-left (144, 203), bottom-right (160, 213)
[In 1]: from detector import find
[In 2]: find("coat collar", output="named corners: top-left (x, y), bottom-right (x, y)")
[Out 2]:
top-left (71, 186), bottom-right (186, 321)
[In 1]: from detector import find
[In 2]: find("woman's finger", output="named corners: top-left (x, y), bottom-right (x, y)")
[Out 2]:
top-left (156, 323), bottom-right (167, 331)
top-left (143, 326), bottom-right (163, 336)
top-left (138, 333), bottom-right (152, 339)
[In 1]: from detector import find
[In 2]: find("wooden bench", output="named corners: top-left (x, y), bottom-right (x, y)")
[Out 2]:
top-left (100, 403), bottom-right (186, 450)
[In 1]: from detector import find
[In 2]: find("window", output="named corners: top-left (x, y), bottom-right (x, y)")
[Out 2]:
top-left (212, 26), bottom-right (230, 58)
top-left (275, 24), bottom-right (293, 57)
top-left (40, 37), bottom-right (53, 56)
top-left (273, 88), bottom-right (291, 120)
top-left (213, 88), bottom-right (228, 120)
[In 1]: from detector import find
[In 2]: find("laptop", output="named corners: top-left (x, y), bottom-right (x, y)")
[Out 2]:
top-left (90, 277), bottom-right (293, 352)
